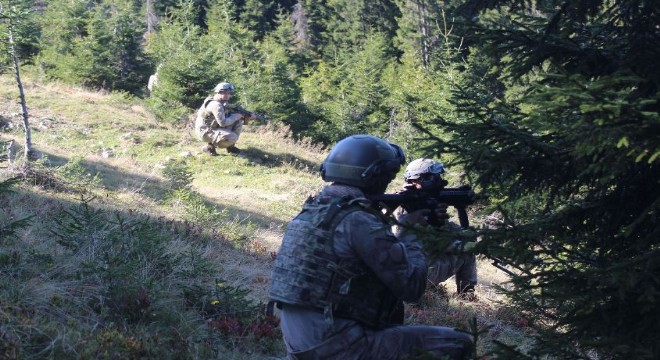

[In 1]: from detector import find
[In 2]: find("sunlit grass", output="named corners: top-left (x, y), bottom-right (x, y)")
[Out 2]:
top-left (0, 72), bottom-right (533, 359)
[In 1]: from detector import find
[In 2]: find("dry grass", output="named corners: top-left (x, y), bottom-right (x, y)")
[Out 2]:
top-left (0, 71), bottom-right (533, 358)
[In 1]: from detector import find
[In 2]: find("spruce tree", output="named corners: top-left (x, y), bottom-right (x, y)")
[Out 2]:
top-left (38, 0), bottom-right (150, 93)
top-left (299, 32), bottom-right (395, 143)
top-left (239, 0), bottom-right (286, 40)
top-left (270, 5), bottom-right (310, 70)
top-left (145, 1), bottom-right (215, 123)
top-left (289, 0), bottom-right (330, 59)
top-left (393, 0), bottom-right (445, 69)
top-left (380, 51), bottom-right (457, 157)
top-left (425, 1), bottom-right (660, 358)
top-left (322, 0), bottom-right (399, 56)
top-left (146, 0), bottom-right (263, 124)
top-left (244, 8), bottom-right (314, 133)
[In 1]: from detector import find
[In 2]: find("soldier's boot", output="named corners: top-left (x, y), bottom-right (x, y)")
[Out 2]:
top-left (202, 143), bottom-right (218, 156)
top-left (389, 301), bottom-right (405, 325)
top-left (226, 145), bottom-right (241, 154)
top-left (457, 280), bottom-right (478, 301)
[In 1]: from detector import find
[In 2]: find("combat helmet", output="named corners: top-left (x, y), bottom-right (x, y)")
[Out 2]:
top-left (214, 82), bottom-right (235, 93)
top-left (320, 135), bottom-right (405, 194)
top-left (403, 158), bottom-right (446, 189)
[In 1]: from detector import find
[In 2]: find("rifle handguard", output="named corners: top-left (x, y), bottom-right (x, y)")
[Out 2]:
top-left (226, 104), bottom-right (269, 123)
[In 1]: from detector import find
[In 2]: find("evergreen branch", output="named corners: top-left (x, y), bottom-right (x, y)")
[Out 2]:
top-left (0, 176), bottom-right (21, 193)
top-left (453, 83), bottom-right (567, 159)
top-left (409, 119), bottom-right (464, 155)
top-left (0, 215), bottom-right (33, 241)
top-left (490, 339), bottom-right (534, 359)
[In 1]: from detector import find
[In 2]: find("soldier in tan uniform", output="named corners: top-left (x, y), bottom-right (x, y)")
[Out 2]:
top-left (269, 135), bottom-right (473, 360)
top-left (194, 82), bottom-right (255, 155)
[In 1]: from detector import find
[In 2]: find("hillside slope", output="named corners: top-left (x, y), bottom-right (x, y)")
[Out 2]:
top-left (12, 74), bottom-right (342, 290)
top-left (0, 74), bottom-right (528, 358)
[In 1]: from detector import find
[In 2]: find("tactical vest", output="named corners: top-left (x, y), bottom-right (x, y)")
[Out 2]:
top-left (196, 97), bottom-right (215, 124)
top-left (269, 196), bottom-right (400, 329)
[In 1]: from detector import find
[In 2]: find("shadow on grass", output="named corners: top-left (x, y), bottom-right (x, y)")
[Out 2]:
top-left (0, 186), bottom-right (285, 359)
top-left (240, 146), bottom-right (320, 174)
top-left (27, 149), bottom-right (287, 233)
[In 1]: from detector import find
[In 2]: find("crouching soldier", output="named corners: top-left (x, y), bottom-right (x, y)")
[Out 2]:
top-left (269, 135), bottom-right (473, 360)
top-left (194, 82), bottom-right (255, 155)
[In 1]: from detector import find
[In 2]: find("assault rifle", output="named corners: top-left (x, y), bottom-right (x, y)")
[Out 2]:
top-left (225, 104), bottom-right (269, 123)
top-left (369, 184), bottom-right (517, 276)
top-left (369, 184), bottom-right (475, 228)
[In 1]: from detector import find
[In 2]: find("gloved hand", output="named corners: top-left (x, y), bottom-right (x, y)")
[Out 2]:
top-left (400, 209), bottom-right (432, 226)
top-left (445, 239), bottom-right (478, 254)
top-left (432, 203), bottom-right (450, 227)
top-left (461, 241), bottom-right (477, 253)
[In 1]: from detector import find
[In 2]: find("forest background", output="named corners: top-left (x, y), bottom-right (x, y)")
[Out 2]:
top-left (1, 0), bottom-right (658, 359)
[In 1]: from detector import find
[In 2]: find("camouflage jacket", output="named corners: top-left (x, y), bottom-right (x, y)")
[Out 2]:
top-left (194, 96), bottom-right (245, 136)
top-left (270, 184), bottom-right (429, 353)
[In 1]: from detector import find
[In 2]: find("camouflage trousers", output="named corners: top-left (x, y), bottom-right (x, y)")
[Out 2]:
top-left (427, 253), bottom-right (478, 292)
top-left (199, 121), bottom-right (242, 148)
top-left (281, 306), bottom-right (471, 360)
top-left (287, 323), bottom-right (471, 360)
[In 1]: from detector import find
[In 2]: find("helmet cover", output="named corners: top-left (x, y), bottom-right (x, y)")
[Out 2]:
top-left (403, 158), bottom-right (445, 181)
top-left (214, 82), bottom-right (236, 93)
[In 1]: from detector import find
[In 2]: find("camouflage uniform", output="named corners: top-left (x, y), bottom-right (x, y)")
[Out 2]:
top-left (395, 207), bottom-right (478, 294)
top-left (398, 158), bottom-right (478, 294)
top-left (270, 184), bottom-right (472, 360)
top-left (194, 95), bottom-right (247, 149)
top-left (426, 223), bottom-right (478, 293)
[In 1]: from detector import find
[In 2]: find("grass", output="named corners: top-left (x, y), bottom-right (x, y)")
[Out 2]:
top-left (0, 70), bottom-right (532, 359)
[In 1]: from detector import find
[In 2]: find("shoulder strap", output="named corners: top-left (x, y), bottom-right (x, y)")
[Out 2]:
top-left (318, 196), bottom-right (352, 229)
top-left (318, 196), bottom-right (385, 230)
top-left (200, 97), bottom-right (214, 109)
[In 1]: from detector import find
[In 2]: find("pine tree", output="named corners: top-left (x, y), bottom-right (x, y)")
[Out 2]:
top-left (426, 1), bottom-right (660, 357)
top-left (289, 0), bottom-right (330, 59)
top-left (322, 0), bottom-right (399, 57)
top-left (243, 7), bottom-right (313, 133)
top-left (394, 0), bottom-right (445, 69)
top-left (38, 0), bottom-right (150, 93)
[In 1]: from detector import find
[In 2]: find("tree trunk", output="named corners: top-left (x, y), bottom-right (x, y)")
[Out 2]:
top-left (5, 139), bottom-right (14, 164)
top-left (291, 1), bottom-right (310, 50)
top-left (146, 0), bottom-right (157, 39)
top-left (7, 20), bottom-right (37, 161)
top-left (416, 0), bottom-right (430, 69)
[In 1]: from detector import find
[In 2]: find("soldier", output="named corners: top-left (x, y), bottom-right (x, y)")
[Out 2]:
top-left (269, 135), bottom-right (473, 360)
top-left (401, 158), bottom-right (478, 300)
top-left (194, 82), bottom-right (255, 155)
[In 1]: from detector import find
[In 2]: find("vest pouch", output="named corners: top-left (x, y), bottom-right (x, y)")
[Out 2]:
top-left (269, 195), bottom-right (399, 329)
top-left (328, 269), bottom-right (399, 329)
top-left (196, 98), bottom-right (215, 124)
